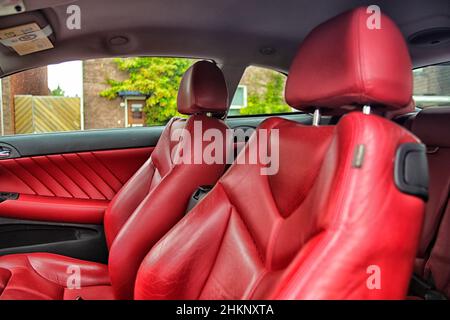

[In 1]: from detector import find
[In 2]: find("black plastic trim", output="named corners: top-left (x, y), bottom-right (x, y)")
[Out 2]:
top-left (186, 185), bottom-right (213, 213)
top-left (0, 192), bottom-right (19, 203)
top-left (0, 143), bottom-right (20, 159)
top-left (0, 126), bottom-right (164, 157)
top-left (394, 143), bottom-right (429, 201)
top-left (0, 217), bottom-right (108, 263)
top-left (225, 113), bottom-right (330, 129)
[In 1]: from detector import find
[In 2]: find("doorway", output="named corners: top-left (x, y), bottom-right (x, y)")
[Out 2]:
top-left (127, 99), bottom-right (146, 127)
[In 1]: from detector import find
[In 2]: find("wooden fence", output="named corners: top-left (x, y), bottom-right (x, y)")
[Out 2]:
top-left (14, 95), bottom-right (81, 134)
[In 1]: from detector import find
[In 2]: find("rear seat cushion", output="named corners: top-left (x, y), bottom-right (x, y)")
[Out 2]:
top-left (408, 107), bottom-right (450, 297)
top-left (425, 204), bottom-right (450, 297)
top-left (410, 107), bottom-right (450, 267)
top-left (411, 107), bottom-right (450, 147)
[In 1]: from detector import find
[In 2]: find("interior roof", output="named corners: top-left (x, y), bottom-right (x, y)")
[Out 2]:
top-left (0, 0), bottom-right (449, 77)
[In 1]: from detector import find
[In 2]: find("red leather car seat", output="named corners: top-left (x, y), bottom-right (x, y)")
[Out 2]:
top-left (134, 7), bottom-right (427, 300)
top-left (410, 107), bottom-right (450, 298)
top-left (0, 61), bottom-right (231, 300)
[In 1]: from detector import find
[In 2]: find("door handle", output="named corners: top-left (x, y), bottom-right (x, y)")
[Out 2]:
top-left (0, 147), bottom-right (11, 158)
top-left (0, 144), bottom-right (20, 159)
top-left (0, 192), bottom-right (19, 202)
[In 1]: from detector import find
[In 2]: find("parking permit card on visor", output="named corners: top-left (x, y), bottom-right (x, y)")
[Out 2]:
top-left (0, 22), bottom-right (54, 55)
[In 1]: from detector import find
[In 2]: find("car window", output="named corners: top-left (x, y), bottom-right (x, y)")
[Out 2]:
top-left (413, 62), bottom-right (450, 109)
top-left (0, 57), bottom-right (194, 136)
top-left (229, 66), bottom-right (294, 116)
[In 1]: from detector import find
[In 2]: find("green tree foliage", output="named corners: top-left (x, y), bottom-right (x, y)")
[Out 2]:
top-left (51, 85), bottom-right (65, 97)
top-left (100, 57), bottom-right (193, 125)
top-left (239, 72), bottom-right (291, 115)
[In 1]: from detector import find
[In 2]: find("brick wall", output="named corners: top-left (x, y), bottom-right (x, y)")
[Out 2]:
top-left (1, 67), bottom-right (48, 135)
top-left (10, 67), bottom-right (49, 96)
top-left (414, 65), bottom-right (450, 95)
top-left (83, 59), bottom-right (128, 130)
top-left (1, 78), bottom-right (14, 135)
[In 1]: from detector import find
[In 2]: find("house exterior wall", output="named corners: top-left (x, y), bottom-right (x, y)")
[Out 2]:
top-left (414, 65), bottom-right (450, 95)
top-left (83, 58), bottom-right (128, 130)
top-left (1, 78), bottom-right (14, 135)
top-left (10, 67), bottom-right (49, 96)
top-left (1, 67), bottom-right (48, 135)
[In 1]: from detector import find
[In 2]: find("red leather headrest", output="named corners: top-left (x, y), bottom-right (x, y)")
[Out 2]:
top-left (177, 61), bottom-right (228, 115)
top-left (286, 7), bottom-right (413, 113)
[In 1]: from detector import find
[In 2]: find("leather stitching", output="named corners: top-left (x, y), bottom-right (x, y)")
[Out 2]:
top-left (60, 153), bottom-right (107, 200)
top-left (29, 157), bottom-right (74, 198)
top-left (74, 153), bottom-right (115, 197)
top-left (47, 155), bottom-right (90, 199)
top-left (1, 161), bottom-right (38, 195)
top-left (90, 151), bottom-right (125, 185)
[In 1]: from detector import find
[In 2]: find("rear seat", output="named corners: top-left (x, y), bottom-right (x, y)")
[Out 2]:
top-left (404, 106), bottom-right (450, 298)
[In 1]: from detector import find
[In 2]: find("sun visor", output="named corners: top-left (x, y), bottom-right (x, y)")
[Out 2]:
top-left (0, 10), bottom-right (55, 55)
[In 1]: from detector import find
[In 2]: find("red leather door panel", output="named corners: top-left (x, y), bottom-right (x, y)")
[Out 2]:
top-left (0, 147), bottom-right (153, 224)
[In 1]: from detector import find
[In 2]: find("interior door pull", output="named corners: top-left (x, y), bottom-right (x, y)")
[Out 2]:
top-left (0, 148), bottom-right (11, 158)
top-left (0, 144), bottom-right (20, 159)
top-left (0, 192), bottom-right (19, 202)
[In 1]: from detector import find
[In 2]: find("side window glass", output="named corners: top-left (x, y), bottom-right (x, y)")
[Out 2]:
top-left (0, 57), bottom-right (194, 136)
top-left (229, 66), bottom-right (293, 116)
top-left (413, 63), bottom-right (450, 108)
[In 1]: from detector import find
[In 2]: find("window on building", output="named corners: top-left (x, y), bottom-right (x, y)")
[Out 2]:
top-left (413, 62), bottom-right (450, 109)
top-left (0, 57), bottom-right (195, 136)
top-left (229, 66), bottom-right (294, 117)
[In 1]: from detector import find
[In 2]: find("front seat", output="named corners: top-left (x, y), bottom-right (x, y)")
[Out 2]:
top-left (134, 7), bottom-right (427, 300)
top-left (0, 61), bottom-right (231, 300)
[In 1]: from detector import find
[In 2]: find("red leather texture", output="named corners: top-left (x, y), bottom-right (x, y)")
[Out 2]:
top-left (177, 61), bottom-right (228, 115)
top-left (107, 114), bottom-right (231, 299)
top-left (285, 7), bottom-right (413, 113)
top-left (0, 253), bottom-right (111, 300)
top-left (135, 113), bottom-right (425, 300)
top-left (410, 107), bottom-right (450, 297)
top-left (0, 147), bottom-right (152, 201)
top-left (0, 194), bottom-right (108, 224)
top-left (0, 147), bottom-right (151, 223)
top-left (425, 205), bottom-right (450, 298)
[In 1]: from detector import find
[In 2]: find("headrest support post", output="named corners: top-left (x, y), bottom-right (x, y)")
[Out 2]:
top-left (312, 108), bottom-right (321, 126)
top-left (363, 105), bottom-right (371, 115)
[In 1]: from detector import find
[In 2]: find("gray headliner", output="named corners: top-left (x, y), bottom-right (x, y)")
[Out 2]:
top-left (1, 0), bottom-right (450, 93)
